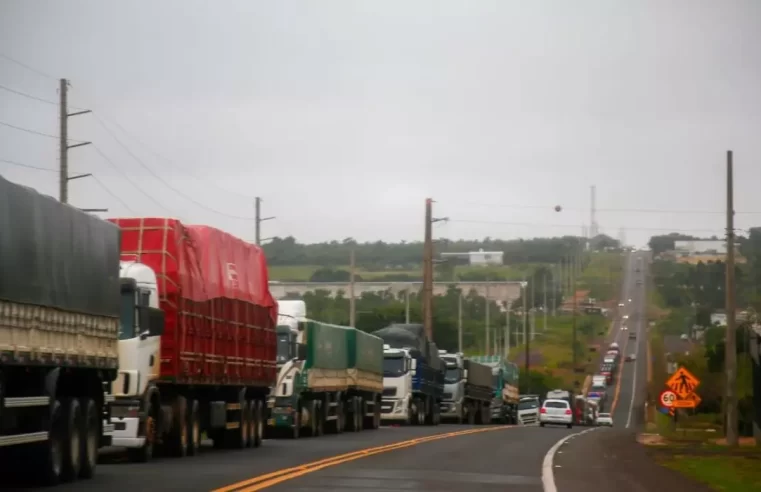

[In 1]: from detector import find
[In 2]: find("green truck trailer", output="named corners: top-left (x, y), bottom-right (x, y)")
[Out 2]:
top-left (268, 320), bottom-right (383, 438)
top-left (468, 355), bottom-right (520, 424)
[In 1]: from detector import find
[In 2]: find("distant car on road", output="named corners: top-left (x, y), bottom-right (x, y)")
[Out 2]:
top-left (622, 315), bottom-right (629, 320)
top-left (629, 332), bottom-right (636, 339)
top-left (625, 354), bottom-right (636, 362)
top-left (681, 334), bottom-right (689, 341)
top-left (596, 413), bottom-right (613, 426)
top-left (618, 302), bottom-right (625, 307)
top-left (539, 399), bottom-right (573, 429)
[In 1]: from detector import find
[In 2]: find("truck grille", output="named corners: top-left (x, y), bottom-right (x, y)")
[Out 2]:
top-left (442, 392), bottom-right (453, 400)
top-left (382, 387), bottom-right (396, 397)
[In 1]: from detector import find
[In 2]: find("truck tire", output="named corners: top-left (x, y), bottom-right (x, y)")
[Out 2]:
top-left (356, 398), bottom-right (364, 431)
top-left (187, 399), bottom-right (201, 455)
top-left (315, 401), bottom-right (325, 437)
top-left (61, 397), bottom-right (83, 481)
top-left (243, 400), bottom-right (254, 448)
top-left (39, 398), bottom-right (64, 485)
top-left (237, 398), bottom-right (251, 449)
top-left (372, 397), bottom-right (381, 429)
top-left (170, 396), bottom-right (188, 457)
top-left (291, 402), bottom-right (301, 439)
top-left (127, 401), bottom-right (156, 462)
top-left (253, 400), bottom-right (263, 447)
top-left (466, 403), bottom-right (476, 425)
top-left (305, 401), bottom-right (318, 437)
top-left (78, 398), bottom-right (99, 479)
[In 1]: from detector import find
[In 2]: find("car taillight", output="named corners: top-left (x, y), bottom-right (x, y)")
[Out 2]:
top-left (540, 408), bottom-right (546, 414)
top-left (564, 409), bottom-right (572, 415)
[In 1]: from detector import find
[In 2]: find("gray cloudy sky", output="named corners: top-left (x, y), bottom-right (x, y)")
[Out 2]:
top-left (1, 0), bottom-right (759, 247)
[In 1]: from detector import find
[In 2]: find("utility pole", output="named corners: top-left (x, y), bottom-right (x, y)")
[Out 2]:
top-left (543, 272), bottom-right (548, 332)
top-left (485, 284), bottom-right (491, 355)
top-left (523, 282), bottom-right (531, 393)
top-left (551, 264), bottom-right (557, 317)
top-left (522, 277), bottom-right (527, 345)
top-left (530, 274), bottom-right (536, 341)
top-left (457, 289), bottom-right (463, 353)
top-left (254, 197), bottom-right (276, 245)
top-left (349, 249), bottom-right (356, 327)
top-left (504, 298), bottom-right (511, 357)
top-left (422, 198), bottom-right (448, 342)
top-left (572, 246), bottom-right (578, 371)
top-left (58, 78), bottom-right (92, 204)
top-left (405, 289), bottom-right (411, 323)
top-left (725, 150), bottom-right (738, 447)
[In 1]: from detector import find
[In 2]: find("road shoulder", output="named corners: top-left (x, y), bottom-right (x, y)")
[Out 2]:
top-left (551, 428), bottom-right (714, 492)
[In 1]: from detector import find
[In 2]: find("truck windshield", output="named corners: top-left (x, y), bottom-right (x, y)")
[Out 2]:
top-left (119, 291), bottom-right (136, 340)
top-left (444, 368), bottom-right (460, 384)
top-left (383, 357), bottom-right (406, 377)
top-left (276, 334), bottom-right (291, 363)
top-left (518, 400), bottom-right (538, 410)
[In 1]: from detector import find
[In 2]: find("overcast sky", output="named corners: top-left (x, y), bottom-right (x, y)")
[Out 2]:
top-left (1, 0), bottom-right (759, 247)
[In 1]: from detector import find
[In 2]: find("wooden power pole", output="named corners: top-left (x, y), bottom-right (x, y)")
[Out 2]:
top-left (725, 150), bottom-right (738, 447)
top-left (349, 249), bottom-right (356, 327)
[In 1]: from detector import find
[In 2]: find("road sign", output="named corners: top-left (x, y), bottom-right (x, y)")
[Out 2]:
top-left (659, 389), bottom-right (677, 407)
top-left (666, 367), bottom-right (700, 398)
top-left (672, 392), bottom-right (702, 409)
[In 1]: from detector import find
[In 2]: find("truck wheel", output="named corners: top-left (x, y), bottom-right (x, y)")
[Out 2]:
top-left (356, 398), bottom-right (364, 431)
top-left (170, 396), bottom-right (188, 457)
top-left (253, 400), bottom-right (263, 447)
top-left (467, 404), bottom-right (475, 425)
top-left (187, 399), bottom-right (201, 455)
top-left (291, 402), bottom-right (301, 439)
top-left (306, 401), bottom-right (318, 437)
top-left (238, 399), bottom-right (251, 449)
top-left (127, 402), bottom-right (156, 462)
top-left (372, 398), bottom-right (381, 429)
top-left (61, 397), bottom-right (83, 481)
top-left (39, 399), bottom-right (64, 485)
top-left (315, 402), bottom-right (324, 437)
top-left (78, 398), bottom-right (99, 479)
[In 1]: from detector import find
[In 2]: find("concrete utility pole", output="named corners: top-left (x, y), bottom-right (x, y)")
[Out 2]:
top-left (254, 197), bottom-right (275, 245)
top-left (422, 198), bottom-right (448, 342)
top-left (572, 246), bottom-right (578, 370)
top-left (457, 289), bottom-right (463, 353)
top-left (349, 249), bottom-right (356, 327)
top-left (405, 289), bottom-right (411, 324)
top-left (543, 272), bottom-right (548, 332)
top-left (504, 298), bottom-right (511, 357)
top-left (725, 150), bottom-right (738, 447)
top-left (485, 284), bottom-right (491, 354)
top-left (523, 282), bottom-right (531, 393)
top-left (58, 78), bottom-right (92, 204)
top-left (522, 277), bottom-right (527, 345)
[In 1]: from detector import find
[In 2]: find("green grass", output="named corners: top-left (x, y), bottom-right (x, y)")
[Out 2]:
top-left (659, 455), bottom-right (761, 491)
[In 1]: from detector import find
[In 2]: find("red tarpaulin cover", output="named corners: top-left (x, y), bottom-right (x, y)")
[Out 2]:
top-left (109, 217), bottom-right (277, 386)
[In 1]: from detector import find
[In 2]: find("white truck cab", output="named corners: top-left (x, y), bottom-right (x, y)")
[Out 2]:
top-left (380, 345), bottom-right (416, 423)
top-left (439, 351), bottom-right (465, 421)
top-left (110, 261), bottom-right (165, 454)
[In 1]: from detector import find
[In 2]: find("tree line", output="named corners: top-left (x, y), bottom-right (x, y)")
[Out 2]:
top-left (262, 234), bottom-right (621, 269)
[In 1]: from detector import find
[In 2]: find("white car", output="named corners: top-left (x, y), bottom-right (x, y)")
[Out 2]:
top-left (596, 413), bottom-right (613, 426)
top-left (622, 315), bottom-right (629, 320)
top-left (618, 302), bottom-right (624, 307)
top-left (621, 325), bottom-right (628, 330)
top-left (539, 399), bottom-right (573, 429)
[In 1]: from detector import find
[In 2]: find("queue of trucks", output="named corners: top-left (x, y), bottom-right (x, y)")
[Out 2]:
top-left (0, 176), bottom-right (523, 486)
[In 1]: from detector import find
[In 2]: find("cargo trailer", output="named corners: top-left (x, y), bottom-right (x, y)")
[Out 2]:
top-left (0, 176), bottom-right (118, 485)
top-left (268, 321), bottom-right (383, 437)
top-left (107, 218), bottom-right (277, 461)
top-left (439, 351), bottom-right (493, 424)
top-left (468, 355), bottom-right (520, 424)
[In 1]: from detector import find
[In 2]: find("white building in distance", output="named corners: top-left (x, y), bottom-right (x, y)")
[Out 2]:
top-left (441, 249), bottom-right (504, 266)
top-left (673, 240), bottom-right (726, 255)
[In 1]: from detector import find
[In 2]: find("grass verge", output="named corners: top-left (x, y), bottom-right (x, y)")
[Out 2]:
top-left (657, 454), bottom-right (761, 491)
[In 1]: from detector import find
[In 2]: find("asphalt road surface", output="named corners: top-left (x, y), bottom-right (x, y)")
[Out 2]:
top-left (10, 252), bottom-right (684, 492)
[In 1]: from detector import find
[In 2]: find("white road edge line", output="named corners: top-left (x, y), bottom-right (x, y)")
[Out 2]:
top-left (542, 427), bottom-right (599, 492)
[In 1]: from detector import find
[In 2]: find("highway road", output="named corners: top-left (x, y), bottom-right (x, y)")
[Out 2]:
top-left (15, 252), bottom-right (669, 492)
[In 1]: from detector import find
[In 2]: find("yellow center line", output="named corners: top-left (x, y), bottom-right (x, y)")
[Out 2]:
top-left (213, 426), bottom-right (512, 492)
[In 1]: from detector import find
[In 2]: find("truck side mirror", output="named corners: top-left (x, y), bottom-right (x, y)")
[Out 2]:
top-left (410, 359), bottom-right (417, 371)
top-left (297, 343), bottom-right (308, 360)
top-left (463, 369), bottom-right (468, 379)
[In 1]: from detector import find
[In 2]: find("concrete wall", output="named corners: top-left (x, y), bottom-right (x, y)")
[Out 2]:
top-left (268, 281), bottom-right (524, 303)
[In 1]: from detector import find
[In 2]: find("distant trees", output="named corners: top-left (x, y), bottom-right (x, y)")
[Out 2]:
top-left (262, 235), bottom-right (620, 268)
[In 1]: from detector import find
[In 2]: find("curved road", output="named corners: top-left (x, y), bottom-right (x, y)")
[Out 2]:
top-left (37, 253), bottom-right (655, 492)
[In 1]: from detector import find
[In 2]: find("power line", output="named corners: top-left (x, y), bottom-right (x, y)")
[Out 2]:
top-left (0, 157), bottom-right (57, 173)
top-left (90, 112), bottom-right (257, 221)
top-left (91, 144), bottom-right (172, 214)
top-left (89, 174), bottom-right (135, 214)
top-left (96, 114), bottom-right (256, 201)
top-left (449, 218), bottom-right (725, 234)
top-left (0, 120), bottom-right (85, 143)
top-left (455, 201), bottom-right (761, 216)
top-left (0, 52), bottom-right (57, 81)
top-left (0, 83), bottom-right (58, 105)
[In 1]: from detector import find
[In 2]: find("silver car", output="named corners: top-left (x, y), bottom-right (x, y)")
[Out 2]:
top-left (596, 413), bottom-right (613, 426)
top-left (539, 399), bottom-right (573, 429)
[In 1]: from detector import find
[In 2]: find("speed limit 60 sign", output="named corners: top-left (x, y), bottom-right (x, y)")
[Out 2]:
top-left (659, 390), bottom-right (677, 407)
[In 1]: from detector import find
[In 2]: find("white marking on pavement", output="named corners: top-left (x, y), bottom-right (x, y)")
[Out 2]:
top-left (541, 427), bottom-right (599, 492)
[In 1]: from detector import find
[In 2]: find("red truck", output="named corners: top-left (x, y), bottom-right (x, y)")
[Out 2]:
top-left (107, 217), bottom-right (277, 461)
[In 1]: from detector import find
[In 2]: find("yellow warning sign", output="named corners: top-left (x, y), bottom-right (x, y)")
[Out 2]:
top-left (666, 367), bottom-right (700, 399)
